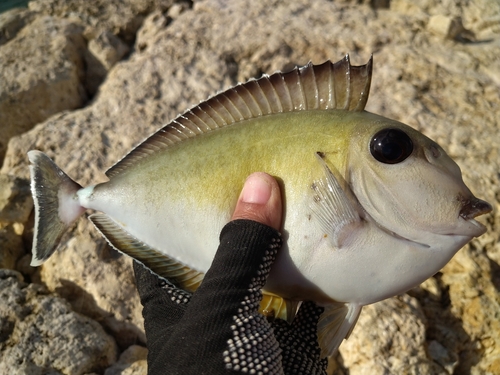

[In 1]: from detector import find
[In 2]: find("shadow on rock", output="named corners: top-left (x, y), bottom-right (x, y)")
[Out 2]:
top-left (56, 278), bottom-right (145, 351)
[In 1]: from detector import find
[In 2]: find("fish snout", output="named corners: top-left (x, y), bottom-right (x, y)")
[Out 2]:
top-left (459, 197), bottom-right (492, 220)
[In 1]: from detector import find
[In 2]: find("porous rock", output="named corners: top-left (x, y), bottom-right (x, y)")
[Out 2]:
top-left (0, 269), bottom-right (117, 375)
top-left (40, 218), bottom-right (146, 350)
top-left (27, 0), bottom-right (170, 43)
top-left (0, 174), bottom-right (32, 225)
top-left (0, 224), bottom-right (24, 270)
top-left (0, 0), bottom-right (499, 374)
top-left (0, 15), bottom-right (87, 164)
top-left (104, 345), bottom-right (148, 375)
top-left (339, 294), bottom-right (444, 374)
top-left (427, 15), bottom-right (470, 40)
top-left (0, 7), bottom-right (35, 46)
top-left (85, 30), bottom-right (130, 95)
top-left (0, 174), bottom-right (32, 270)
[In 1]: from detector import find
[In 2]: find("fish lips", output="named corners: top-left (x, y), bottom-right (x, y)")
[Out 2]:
top-left (456, 196), bottom-right (492, 237)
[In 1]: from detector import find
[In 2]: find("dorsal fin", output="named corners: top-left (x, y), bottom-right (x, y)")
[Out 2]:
top-left (106, 55), bottom-right (373, 178)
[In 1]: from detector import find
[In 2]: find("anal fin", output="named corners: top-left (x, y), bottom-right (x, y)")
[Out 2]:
top-left (90, 213), bottom-right (299, 323)
top-left (318, 302), bottom-right (362, 357)
top-left (89, 213), bottom-right (204, 292)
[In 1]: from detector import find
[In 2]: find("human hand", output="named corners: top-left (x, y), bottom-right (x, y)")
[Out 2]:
top-left (134, 172), bottom-right (328, 374)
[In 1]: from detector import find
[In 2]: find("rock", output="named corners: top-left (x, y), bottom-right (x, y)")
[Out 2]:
top-left (427, 15), bottom-right (473, 41)
top-left (0, 174), bottom-right (33, 225)
top-left (0, 269), bottom-right (117, 375)
top-left (167, 1), bottom-right (191, 18)
top-left (0, 225), bottom-right (24, 270)
top-left (338, 294), bottom-right (445, 374)
top-left (0, 0), bottom-right (499, 373)
top-left (40, 219), bottom-right (146, 350)
top-left (104, 345), bottom-right (148, 375)
top-left (85, 30), bottom-right (130, 95)
top-left (0, 7), bottom-right (35, 46)
top-left (0, 15), bottom-right (87, 164)
top-left (0, 174), bottom-right (31, 270)
top-left (461, 0), bottom-right (500, 40)
top-left (27, 0), bottom-right (167, 43)
top-left (89, 31), bottom-right (130, 72)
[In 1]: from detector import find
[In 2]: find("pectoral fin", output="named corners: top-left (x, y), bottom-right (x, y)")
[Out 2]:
top-left (89, 213), bottom-right (204, 292)
top-left (318, 302), bottom-right (362, 357)
top-left (310, 153), bottom-right (364, 248)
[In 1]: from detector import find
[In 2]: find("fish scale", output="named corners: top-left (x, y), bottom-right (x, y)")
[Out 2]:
top-left (28, 55), bottom-right (492, 357)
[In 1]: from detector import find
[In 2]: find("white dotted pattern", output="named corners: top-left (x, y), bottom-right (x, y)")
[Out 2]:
top-left (224, 237), bottom-right (283, 375)
top-left (273, 303), bottom-right (328, 375)
top-left (159, 280), bottom-right (192, 305)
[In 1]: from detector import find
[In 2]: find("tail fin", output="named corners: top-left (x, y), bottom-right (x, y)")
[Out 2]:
top-left (28, 151), bottom-right (85, 266)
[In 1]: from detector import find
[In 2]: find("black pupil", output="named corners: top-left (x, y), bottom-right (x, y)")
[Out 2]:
top-left (370, 128), bottom-right (413, 164)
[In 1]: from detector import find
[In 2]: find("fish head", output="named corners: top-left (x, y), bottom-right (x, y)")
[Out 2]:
top-left (347, 113), bottom-right (491, 247)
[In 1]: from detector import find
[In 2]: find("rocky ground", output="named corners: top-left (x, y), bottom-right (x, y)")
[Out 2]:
top-left (0, 0), bottom-right (499, 374)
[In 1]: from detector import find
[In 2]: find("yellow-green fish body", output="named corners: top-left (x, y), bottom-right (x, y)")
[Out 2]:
top-left (28, 56), bottom-right (491, 356)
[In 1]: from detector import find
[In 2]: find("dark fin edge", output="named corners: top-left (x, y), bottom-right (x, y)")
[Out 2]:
top-left (89, 213), bottom-right (299, 323)
top-left (106, 55), bottom-right (373, 178)
top-left (89, 213), bottom-right (204, 292)
top-left (28, 151), bottom-right (84, 266)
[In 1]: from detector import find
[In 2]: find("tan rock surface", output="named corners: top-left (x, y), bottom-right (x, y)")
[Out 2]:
top-left (0, 7), bottom-right (34, 46)
top-left (27, 0), bottom-right (168, 43)
top-left (0, 269), bottom-right (118, 375)
top-left (0, 174), bottom-right (32, 270)
top-left (0, 15), bottom-right (87, 164)
top-left (104, 345), bottom-right (148, 375)
top-left (0, 0), bottom-right (499, 374)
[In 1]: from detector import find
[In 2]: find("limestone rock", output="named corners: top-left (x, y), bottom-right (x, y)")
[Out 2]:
top-left (0, 15), bottom-right (87, 164)
top-left (0, 225), bottom-right (24, 270)
top-left (85, 31), bottom-right (131, 95)
top-left (40, 218), bottom-right (146, 350)
top-left (104, 345), bottom-right (148, 375)
top-left (0, 174), bottom-right (32, 270)
top-left (0, 174), bottom-right (32, 225)
top-left (0, 7), bottom-right (34, 46)
top-left (339, 294), bottom-right (444, 374)
top-left (27, 0), bottom-right (169, 43)
top-left (0, 269), bottom-right (118, 375)
top-left (427, 15), bottom-right (472, 41)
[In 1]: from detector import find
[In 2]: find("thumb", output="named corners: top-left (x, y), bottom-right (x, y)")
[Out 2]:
top-left (231, 172), bottom-right (283, 231)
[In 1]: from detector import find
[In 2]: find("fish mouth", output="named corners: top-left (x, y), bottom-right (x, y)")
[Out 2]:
top-left (457, 196), bottom-right (492, 237)
top-left (370, 196), bottom-right (492, 246)
top-left (459, 197), bottom-right (492, 220)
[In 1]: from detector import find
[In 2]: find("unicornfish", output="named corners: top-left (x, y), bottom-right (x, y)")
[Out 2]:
top-left (28, 55), bottom-right (492, 356)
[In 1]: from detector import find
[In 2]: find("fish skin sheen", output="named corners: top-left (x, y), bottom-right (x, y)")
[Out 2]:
top-left (28, 56), bottom-right (492, 357)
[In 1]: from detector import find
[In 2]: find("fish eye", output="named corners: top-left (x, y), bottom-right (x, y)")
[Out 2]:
top-left (370, 128), bottom-right (413, 164)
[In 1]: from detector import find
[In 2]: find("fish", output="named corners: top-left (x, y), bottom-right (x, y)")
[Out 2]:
top-left (28, 55), bottom-right (492, 357)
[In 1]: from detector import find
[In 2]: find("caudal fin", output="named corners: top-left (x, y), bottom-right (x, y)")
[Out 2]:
top-left (28, 151), bottom-right (85, 266)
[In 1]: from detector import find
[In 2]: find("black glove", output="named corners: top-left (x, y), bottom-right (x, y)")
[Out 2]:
top-left (134, 219), bottom-right (328, 375)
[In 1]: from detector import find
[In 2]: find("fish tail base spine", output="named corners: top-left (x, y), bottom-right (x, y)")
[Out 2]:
top-left (28, 151), bottom-right (85, 266)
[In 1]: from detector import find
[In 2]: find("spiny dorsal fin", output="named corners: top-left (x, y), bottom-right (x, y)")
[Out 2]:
top-left (106, 55), bottom-right (373, 178)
